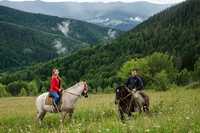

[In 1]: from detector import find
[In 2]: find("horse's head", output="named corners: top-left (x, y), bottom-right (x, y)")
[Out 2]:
top-left (115, 86), bottom-right (124, 104)
top-left (81, 81), bottom-right (88, 98)
top-left (115, 86), bottom-right (129, 104)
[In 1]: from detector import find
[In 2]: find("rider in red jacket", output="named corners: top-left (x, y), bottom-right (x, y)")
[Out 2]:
top-left (49, 68), bottom-right (62, 105)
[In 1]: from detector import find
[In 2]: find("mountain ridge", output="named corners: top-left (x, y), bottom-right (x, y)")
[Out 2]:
top-left (0, 1), bottom-right (171, 31)
top-left (0, 5), bottom-right (118, 71)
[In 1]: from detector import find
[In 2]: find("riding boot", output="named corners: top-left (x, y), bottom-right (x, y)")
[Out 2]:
top-left (52, 101), bottom-right (60, 112)
top-left (139, 91), bottom-right (149, 107)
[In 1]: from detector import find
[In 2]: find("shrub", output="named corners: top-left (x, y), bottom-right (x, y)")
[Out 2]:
top-left (194, 58), bottom-right (200, 81)
top-left (6, 81), bottom-right (28, 96)
top-left (0, 83), bottom-right (10, 97)
top-left (27, 80), bottom-right (38, 96)
top-left (154, 70), bottom-right (170, 91)
top-left (184, 81), bottom-right (200, 89)
top-left (19, 88), bottom-right (27, 96)
top-left (117, 52), bottom-right (177, 91)
top-left (117, 58), bottom-right (149, 81)
top-left (176, 69), bottom-right (192, 86)
top-left (146, 52), bottom-right (177, 82)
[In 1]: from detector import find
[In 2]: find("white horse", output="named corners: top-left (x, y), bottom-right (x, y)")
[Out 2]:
top-left (35, 81), bottom-right (88, 124)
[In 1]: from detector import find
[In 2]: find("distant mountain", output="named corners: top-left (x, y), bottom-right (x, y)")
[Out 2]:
top-left (1, 0), bottom-right (198, 90)
top-left (0, 1), bottom-right (171, 31)
top-left (0, 6), bottom-right (119, 71)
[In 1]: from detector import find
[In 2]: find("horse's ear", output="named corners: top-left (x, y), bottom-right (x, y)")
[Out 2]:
top-left (82, 80), bottom-right (87, 84)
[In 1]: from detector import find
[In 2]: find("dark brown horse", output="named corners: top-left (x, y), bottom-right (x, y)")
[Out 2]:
top-left (115, 85), bottom-right (149, 120)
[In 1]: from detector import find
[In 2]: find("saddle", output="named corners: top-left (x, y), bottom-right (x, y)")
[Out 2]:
top-left (45, 95), bottom-right (53, 105)
top-left (45, 93), bottom-right (63, 112)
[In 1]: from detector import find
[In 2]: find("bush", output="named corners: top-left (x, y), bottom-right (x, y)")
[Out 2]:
top-left (19, 88), bottom-right (27, 96)
top-left (147, 52), bottom-right (177, 82)
top-left (194, 58), bottom-right (200, 81)
top-left (184, 81), bottom-right (200, 89)
top-left (117, 58), bottom-right (149, 81)
top-left (27, 80), bottom-right (38, 96)
top-left (0, 83), bottom-right (10, 97)
top-left (117, 52), bottom-right (177, 91)
top-left (6, 81), bottom-right (28, 96)
top-left (176, 69), bottom-right (192, 85)
top-left (154, 70), bottom-right (170, 91)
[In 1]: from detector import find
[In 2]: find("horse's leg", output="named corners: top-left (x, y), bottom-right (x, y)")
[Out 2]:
top-left (144, 96), bottom-right (150, 112)
top-left (119, 108), bottom-right (125, 121)
top-left (140, 92), bottom-right (150, 112)
top-left (60, 111), bottom-right (67, 125)
top-left (37, 111), bottom-right (46, 124)
top-left (128, 111), bottom-right (132, 119)
top-left (135, 100), bottom-right (142, 113)
top-left (68, 111), bottom-right (73, 120)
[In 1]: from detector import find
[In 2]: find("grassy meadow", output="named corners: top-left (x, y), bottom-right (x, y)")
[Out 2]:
top-left (0, 88), bottom-right (200, 133)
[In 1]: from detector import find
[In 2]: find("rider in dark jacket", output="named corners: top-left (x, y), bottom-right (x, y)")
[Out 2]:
top-left (126, 72), bottom-right (144, 91)
top-left (125, 68), bottom-right (149, 107)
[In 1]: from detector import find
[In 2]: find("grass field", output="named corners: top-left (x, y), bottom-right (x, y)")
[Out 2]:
top-left (0, 88), bottom-right (200, 133)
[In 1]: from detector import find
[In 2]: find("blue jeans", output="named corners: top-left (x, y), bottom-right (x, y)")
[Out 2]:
top-left (50, 92), bottom-right (60, 105)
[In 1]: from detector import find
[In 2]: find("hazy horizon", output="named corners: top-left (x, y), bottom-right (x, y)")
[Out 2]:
top-left (0, 0), bottom-right (185, 4)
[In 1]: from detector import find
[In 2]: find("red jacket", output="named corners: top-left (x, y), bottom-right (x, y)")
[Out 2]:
top-left (50, 75), bottom-right (61, 93)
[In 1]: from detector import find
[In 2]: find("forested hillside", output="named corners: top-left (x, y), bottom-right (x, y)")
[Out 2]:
top-left (0, 0), bottom-right (200, 95)
top-left (0, 6), bottom-right (118, 71)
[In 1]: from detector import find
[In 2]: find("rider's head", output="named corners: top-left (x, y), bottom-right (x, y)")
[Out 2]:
top-left (52, 68), bottom-right (59, 76)
top-left (131, 68), bottom-right (139, 76)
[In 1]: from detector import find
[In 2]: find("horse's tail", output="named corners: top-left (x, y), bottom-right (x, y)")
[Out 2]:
top-left (35, 93), bottom-right (46, 113)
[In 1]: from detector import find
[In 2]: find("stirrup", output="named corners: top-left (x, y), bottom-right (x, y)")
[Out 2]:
top-left (52, 101), bottom-right (60, 112)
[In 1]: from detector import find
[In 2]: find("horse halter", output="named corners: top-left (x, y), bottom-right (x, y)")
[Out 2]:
top-left (82, 83), bottom-right (88, 97)
top-left (115, 87), bottom-right (136, 104)
top-left (83, 83), bottom-right (88, 92)
top-left (65, 91), bottom-right (81, 97)
top-left (65, 82), bottom-right (88, 97)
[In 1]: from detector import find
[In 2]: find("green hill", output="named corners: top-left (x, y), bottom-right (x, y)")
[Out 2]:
top-left (1, 0), bottom-right (199, 91)
top-left (0, 6), bottom-right (118, 71)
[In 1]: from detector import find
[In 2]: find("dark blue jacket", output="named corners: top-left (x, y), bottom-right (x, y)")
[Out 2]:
top-left (126, 76), bottom-right (144, 90)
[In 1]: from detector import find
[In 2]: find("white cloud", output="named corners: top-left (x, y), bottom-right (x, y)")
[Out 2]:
top-left (108, 29), bottom-right (116, 39)
top-left (129, 16), bottom-right (143, 22)
top-left (57, 21), bottom-right (70, 37)
top-left (53, 39), bottom-right (66, 54)
top-left (3, 0), bottom-right (186, 4)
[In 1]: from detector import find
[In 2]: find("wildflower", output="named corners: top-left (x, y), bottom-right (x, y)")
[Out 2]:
top-left (106, 128), bottom-right (110, 132)
top-left (185, 116), bottom-right (190, 120)
top-left (153, 125), bottom-right (160, 128)
top-left (8, 128), bottom-right (12, 133)
top-left (145, 129), bottom-right (150, 132)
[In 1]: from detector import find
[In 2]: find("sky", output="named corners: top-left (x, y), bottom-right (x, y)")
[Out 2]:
top-left (2, 0), bottom-right (186, 4)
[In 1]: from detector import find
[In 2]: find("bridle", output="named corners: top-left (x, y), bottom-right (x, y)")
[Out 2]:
top-left (64, 83), bottom-right (88, 97)
top-left (65, 91), bottom-right (81, 97)
top-left (115, 87), bottom-right (137, 112)
top-left (116, 87), bottom-right (136, 102)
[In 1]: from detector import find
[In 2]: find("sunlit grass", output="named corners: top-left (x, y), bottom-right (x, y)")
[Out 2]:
top-left (0, 88), bottom-right (200, 133)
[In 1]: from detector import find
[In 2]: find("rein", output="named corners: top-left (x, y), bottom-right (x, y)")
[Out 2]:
top-left (116, 87), bottom-right (137, 112)
top-left (64, 91), bottom-right (81, 97)
top-left (62, 82), bottom-right (87, 97)
top-left (117, 87), bottom-right (136, 102)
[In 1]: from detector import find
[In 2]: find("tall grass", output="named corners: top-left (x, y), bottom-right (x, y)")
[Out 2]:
top-left (0, 88), bottom-right (200, 133)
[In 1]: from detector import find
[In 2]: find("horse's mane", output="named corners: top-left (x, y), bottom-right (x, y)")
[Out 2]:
top-left (116, 85), bottom-right (130, 97)
top-left (63, 81), bottom-right (83, 92)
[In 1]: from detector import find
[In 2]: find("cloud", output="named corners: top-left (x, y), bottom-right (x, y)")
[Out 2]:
top-left (129, 16), bottom-right (143, 22)
top-left (108, 29), bottom-right (116, 39)
top-left (5, 0), bottom-right (186, 4)
top-left (57, 21), bottom-right (70, 37)
top-left (53, 39), bottom-right (67, 54)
